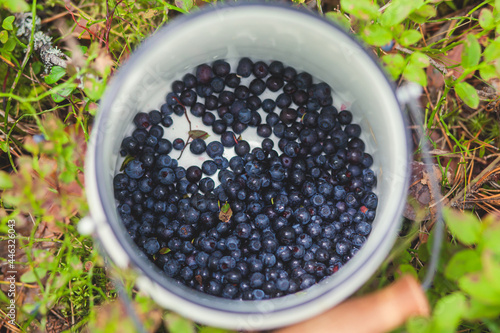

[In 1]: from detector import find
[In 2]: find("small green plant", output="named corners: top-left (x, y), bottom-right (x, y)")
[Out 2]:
top-left (327, 0), bottom-right (500, 110)
top-left (405, 209), bottom-right (500, 332)
top-left (0, 15), bottom-right (20, 60)
top-left (0, 116), bottom-right (113, 330)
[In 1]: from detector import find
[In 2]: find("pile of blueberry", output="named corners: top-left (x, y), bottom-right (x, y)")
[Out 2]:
top-left (114, 58), bottom-right (378, 300)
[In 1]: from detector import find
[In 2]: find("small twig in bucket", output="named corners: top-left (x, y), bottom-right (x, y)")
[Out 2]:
top-left (171, 96), bottom-right (192, 160)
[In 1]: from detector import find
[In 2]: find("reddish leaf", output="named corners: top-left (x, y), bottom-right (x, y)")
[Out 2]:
top-left (219, 202), bottom-right (232, 223)
top-left (188, 130), bottom-right (209, 140)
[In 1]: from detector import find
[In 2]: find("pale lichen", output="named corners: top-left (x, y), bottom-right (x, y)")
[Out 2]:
top-left (15, 13), bottom-right (67, 72)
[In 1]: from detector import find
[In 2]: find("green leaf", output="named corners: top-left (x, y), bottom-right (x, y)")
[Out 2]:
top-left (0, 289), bottom-right (10, 304)
top-left (51, 86), bottom-right (75, 103)
top-left (340, 0), bottom-right (380, 21)
top-left (406, 317), bottom-right (431, 333)
top-left (465, 297), bottom-right (500, 320)
top-left (78, 45), bottom-right (88, 54)
top-left (0, 141), bottom-right (8, 152)
top-left (325, 11), bottom-right (351, 31)
top-left (455, 82), bottom-right (479, 109)
top-left (479, 64), bottom-right (498, 81)
top-left (409, 51), bottom-right (429, 68)
top-left (408, 13), bottom-right (428, 24)
top-left (159, 247), bottom-right (171, 254)
top-left (176, 0), bottom-right (194, 12)
top-left (380, 0), bottom-right (423, 27)
top-left (120, 155), bottom-right (135, 171)
top-left (83, 76), bottom-right (106, 101)
top-left (0, 49), bottom-right (10, 61)
top-left (198, 328), bottom-right (234, 333)
top-left (418, 240), bottom-right (429, 262)
top-left (445, 249), bottom-right (481, 282)
top-left (459, 272), bottom-right (500, 306)
top-left (32, 61), bottom-right (42, 75)
top-left (221, 202), bottom-right (230, 213)
top-left (483, 39), bottom-right (500, 63)
top-left (382, 53), bottom-right (405, 79)
top-left (482, 250), bottom-right (500, 294)
top-left (443, 208), bottom-right (481, 245)
top-left (431, 292), bottom-right (466, 333)
top-left (20, 268), bottom-right (48, 283)
top-left (0, 170), bottom-right (13, 188)
top-left (479, 145), bottom-right (486, 158)
top-left (462, 34), bottom-right (481, 69)
top-left (394, 249), bottom-right (412, 266)
top-left (409, 4), bottom-right (437, 23)
top-left (412, 4), bottom-right (437, 18)
top-left (164, 313), bottom-right (194, 333)
top-left (2, 16), bottom-right (15, 30)
top-left (60, 169), bottom-right (74, 183)
top-left (188, 130), bottom-right (209, 140)
top-left (403, 64), bottom-right (427, 86)
top-left (400, 30), bottom-right (421, 46)
top-left (0, 30), bottom-right (8, 44)
top-left (219, 202), bottom-right (233, 223)
top-left (361, 24), bottom-right (393, 46)
top-left (3, 37), bottom-right (15, 52)
top-left (479, 8), bottom-right (495, 30)
top-left (481, 224), bottom-right (500, 254)
top-left (396, 264), bottom-right (417, 279)
top-left (44, 66), bottom-right (66, 84)
top-left (164, 3), bottom-right (189, 14)
top-left (1, 0), bottom-right (30, 12)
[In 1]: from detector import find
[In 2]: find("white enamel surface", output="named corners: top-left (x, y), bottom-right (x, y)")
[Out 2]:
top-left (85, 4), bottom-right (410, 330)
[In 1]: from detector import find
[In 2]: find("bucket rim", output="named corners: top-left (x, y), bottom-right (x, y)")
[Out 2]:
top-left (87, 1), bottom-right (412, 327)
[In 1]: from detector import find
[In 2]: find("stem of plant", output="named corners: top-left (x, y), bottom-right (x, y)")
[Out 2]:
top-left (3, 0), bottom-right (38, 172)
top-left (65, 4), bottom-right (105, 44)
top-left (171, 96), bottom-right (193, 160)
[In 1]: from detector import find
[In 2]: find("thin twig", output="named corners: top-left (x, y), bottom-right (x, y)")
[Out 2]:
top-left (457, 120), bottom-right (499, 151)
top-left (395, 44), bottom-right (457, 80)
top-left (65, 4), bottom-right (105, 44)
top-left (428, 150), bottom-right (487, 163)
top-left (69, 280), bottom-right (75, 326)
top-left (430, 180), bottom-right (462, 208)
top-left (0, 310), bottom-right (22, 333)
top-left (378, 1), bottom-right (392, 13)
top-left (178, 134), bottom-right (192, 160)
top-left (105, 0), bottom-right (124, 56)
top-left (49, 309), bottom-right (70, 325)
top-left (0, 281), bottom-right (38, 289)
top-left (172, 96), bottom-right (193, 160)
top-left (451, 156), bottom-right (500, 207)
top-left (41, 11), bottom-right (76, 24)
top-left (0, 56), bottom-right (39, 83)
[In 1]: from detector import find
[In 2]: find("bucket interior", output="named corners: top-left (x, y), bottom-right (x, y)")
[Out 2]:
top-left (91, 4), bottom-right (410, 329)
